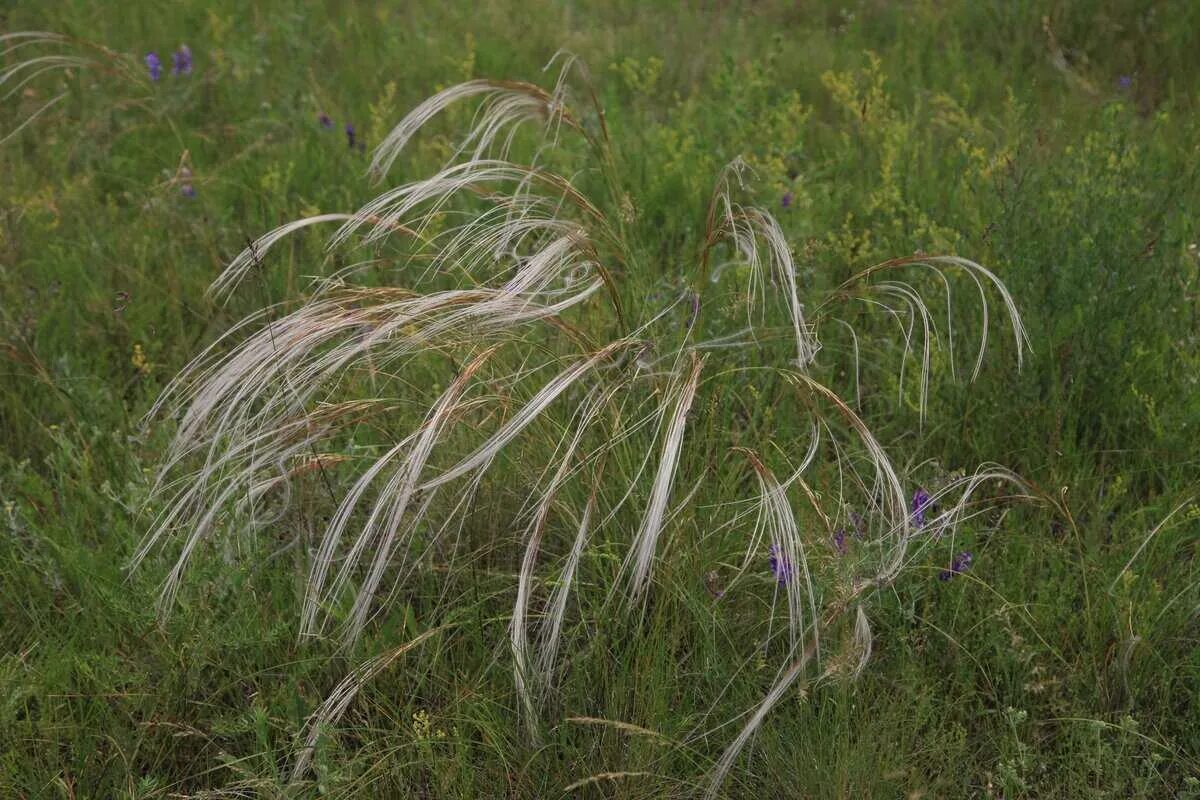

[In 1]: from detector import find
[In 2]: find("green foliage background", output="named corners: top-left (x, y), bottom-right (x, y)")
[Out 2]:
top-left (1, 1), bottom-right (1198, 797)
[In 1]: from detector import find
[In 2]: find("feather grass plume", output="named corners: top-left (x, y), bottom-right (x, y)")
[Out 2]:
top-left (132, 55), bottom-right (1032, 790)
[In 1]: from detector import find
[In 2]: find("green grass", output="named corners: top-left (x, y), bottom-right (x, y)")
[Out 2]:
top-left (2, 1), bottom-right (1199, 798)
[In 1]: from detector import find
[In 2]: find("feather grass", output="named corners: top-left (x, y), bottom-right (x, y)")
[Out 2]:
top-left (132, 62), bottom-right (1032, 789)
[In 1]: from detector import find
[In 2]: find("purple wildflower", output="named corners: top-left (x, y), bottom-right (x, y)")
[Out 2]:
top-left (767, 544), bottom-right (793, 585)
top-left (145, 52), bottom-right (162, 82)
top-left (345, 123), bottom-right (356, 149)
top-left (832, 529), bottom-right (847, 556)
top-left (939, 550), bottom-right (974, 581)
top-left (172, 45), bottom-right (193, 76)
top-left (781, 191), bottom-right (794, 209)
top-left (1117, 75), bottom-right (1133, 90)
top-left (318, 112), bottom-right (334, 129)
top-left (911, 488), bottom-right (932, 528)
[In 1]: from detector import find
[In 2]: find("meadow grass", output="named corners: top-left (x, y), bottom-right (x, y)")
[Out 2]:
top-left (2, 2), bottom-right (1199, 798)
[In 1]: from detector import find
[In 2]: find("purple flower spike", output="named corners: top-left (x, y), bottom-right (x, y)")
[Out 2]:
top-left (832, 529), bottom-right (848, 556)
top-left (1117, 75), bottom-right (1133, 90)
top-left (911, 488), bottom-right (932, 528)
top-left (345, 123), bottom-right (356, 149)
top-left (180, 184), bottom-right (196, 198)
top-left (939, 550), bottom-right (974, 581)
top-left (767, 544), bottom-right (793, 585)
top-left (318, 112), bottom-right (334, 129)
top-left (781, 191), bottom-right (794, 209)
top-left (172, 45), bottom-right (193, 76)
top-left (145, 52), bottom-right (162, 82)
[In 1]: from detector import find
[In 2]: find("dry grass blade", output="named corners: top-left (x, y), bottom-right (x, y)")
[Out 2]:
top-left (736, 448), bottom-right (819, 657)
top-left (303, 346), bottom-right (499, 641)
top-left (369, 76), bottom-right (582, 180)
top-left (623, 351), bottom-right (706, 599)
top-left (562, 771), bottom-right (658, 794)
top-left (513, 386), bottom-right (613, 733)
top-left (564, 716), bottom-right (680, 746)
top-left (537, 493), bottom-right (594, 680)
top-left (704, 635), bottom-right (818, 800)
top-left (290, 624), bottom-right (454, 783)
top-left (1109, 495), bottom-right (1195, 593)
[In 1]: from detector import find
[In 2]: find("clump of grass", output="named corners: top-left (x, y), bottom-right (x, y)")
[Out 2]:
top-left (5, 43), bottom-right (1031, 789)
